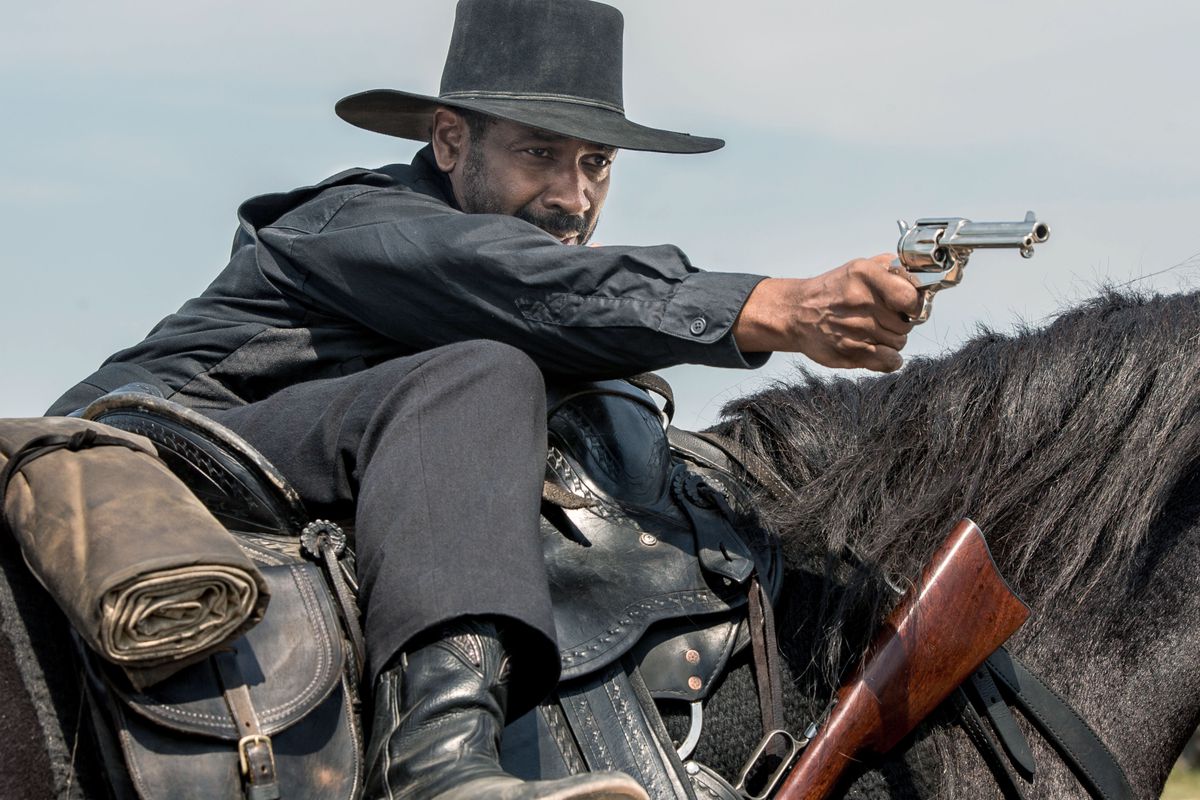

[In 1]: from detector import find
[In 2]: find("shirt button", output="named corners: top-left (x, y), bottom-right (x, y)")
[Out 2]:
top-left (689, 317), bottom-right (708, 336)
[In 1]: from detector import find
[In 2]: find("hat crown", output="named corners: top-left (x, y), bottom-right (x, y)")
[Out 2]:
top-left (439, 0), bottom-right (625, 114)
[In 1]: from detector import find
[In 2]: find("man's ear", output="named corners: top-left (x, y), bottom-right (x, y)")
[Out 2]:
top-left (430, 108), bottom-right (467, 173)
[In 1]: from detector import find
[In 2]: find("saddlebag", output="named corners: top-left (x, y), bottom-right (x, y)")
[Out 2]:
top-left (77, 391), bottom-right (364, 800)
top-left (82, 543), bottom-right (361, 800)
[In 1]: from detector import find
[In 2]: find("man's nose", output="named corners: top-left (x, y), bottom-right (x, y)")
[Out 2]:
top-left (543, 165), bottom-right (591, 216)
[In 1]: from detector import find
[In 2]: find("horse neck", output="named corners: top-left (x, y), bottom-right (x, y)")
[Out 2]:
top-left (720, 290), bottom-right (1200, 797)
top-left (1004, 488), bottom-right (1200, 798)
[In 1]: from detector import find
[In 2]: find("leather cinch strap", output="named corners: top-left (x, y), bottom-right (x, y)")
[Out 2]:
top-left (748, 577), bottom-right (786, 748)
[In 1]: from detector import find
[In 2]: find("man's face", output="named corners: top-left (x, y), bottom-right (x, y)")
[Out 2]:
top-left (451, 117), bottom-right (615, 246)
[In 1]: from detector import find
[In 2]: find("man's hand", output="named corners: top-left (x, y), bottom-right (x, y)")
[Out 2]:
top-left (732, 254), bottom-right (922, 372)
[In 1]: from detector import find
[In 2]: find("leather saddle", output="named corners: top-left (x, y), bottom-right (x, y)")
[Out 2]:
top-left (81, 378), bottom-right (780, 800)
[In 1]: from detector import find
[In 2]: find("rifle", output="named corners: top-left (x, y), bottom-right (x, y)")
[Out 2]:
top-left (893, 212), bottom-right (1051, 322)
top-left (774, 519), bottom-right (1030, 800)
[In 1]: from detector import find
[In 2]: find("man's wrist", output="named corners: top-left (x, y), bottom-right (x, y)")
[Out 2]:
top-left (732, 277), bottom-right (806, 354)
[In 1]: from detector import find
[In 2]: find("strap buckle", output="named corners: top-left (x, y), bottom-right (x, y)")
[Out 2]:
top-left (237, 733), bottom-right (277, 784)
top-left (733, 729), bottom-right (803, 800)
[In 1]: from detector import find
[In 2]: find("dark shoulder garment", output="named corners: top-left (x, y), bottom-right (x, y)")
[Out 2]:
top-left (49, 148), bottom-right (767, 416)
top-left (48, 154), bottom-right (454, 415)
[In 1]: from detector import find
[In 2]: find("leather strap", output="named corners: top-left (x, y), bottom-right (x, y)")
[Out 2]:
top-left (985, 648), bottom-right (1134, 800)
top-left (214, 651), bottom-right (281, 800)
top-left (557, 658), bottom-right (697, 800)
top-left (300, 520), bottom-right (366, 685)
top-left (666, 427), bottom-right (791, 503)
top-left (625, 373), bottom-right (676, 424)
top-left (950, 686), bottom-right (1030, 800)
top-left (0, 429), bottom-right (146, 535)
top-left (537, 701), bottom-right (590, 776)
top-left (970, 662), bottom-right (1035, 777)
top-left (748, 577), bottom-right (786, 752)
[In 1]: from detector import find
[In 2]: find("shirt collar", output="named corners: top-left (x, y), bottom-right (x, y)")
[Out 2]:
top-left (411, 144), bottom-right (461, 211)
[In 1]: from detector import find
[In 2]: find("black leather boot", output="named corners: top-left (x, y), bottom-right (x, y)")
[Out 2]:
top-left (363, 619), bottom-right (647, 800)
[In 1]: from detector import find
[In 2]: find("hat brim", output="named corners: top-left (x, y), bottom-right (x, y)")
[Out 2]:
top-left (335, 89), bottom-right (724, 155)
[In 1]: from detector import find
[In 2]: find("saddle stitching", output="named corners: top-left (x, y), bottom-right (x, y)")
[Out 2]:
top-left (560, 589), bottom-right (740, 667)
top-left (604, 672), bottom-right (661, 794)
top-left (114, 712), bottom-right (152, 798)
top-left (541, 703), bottom-right (588, 774)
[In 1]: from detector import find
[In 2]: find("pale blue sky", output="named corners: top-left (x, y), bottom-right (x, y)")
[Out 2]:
top-left (2, 0), bottom-right (1198, 428)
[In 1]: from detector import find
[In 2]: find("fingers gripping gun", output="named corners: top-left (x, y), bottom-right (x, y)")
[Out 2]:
top-left (894, 211), bottom-right (1051, 323)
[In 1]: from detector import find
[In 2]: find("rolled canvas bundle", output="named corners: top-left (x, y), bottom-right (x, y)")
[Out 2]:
top-left (0, 416), bottom-right (268, 689)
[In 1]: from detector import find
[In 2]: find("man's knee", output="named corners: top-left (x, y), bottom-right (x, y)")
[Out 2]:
top-left (420, 340), bottom-right (545, 411)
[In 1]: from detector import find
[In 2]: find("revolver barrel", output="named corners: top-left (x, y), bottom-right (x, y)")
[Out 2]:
top-left (942, 217), bottom-right (1051, 255)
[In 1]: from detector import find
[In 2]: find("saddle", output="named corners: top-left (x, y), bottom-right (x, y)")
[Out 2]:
top-left (80, 378), bottom-right (781, 800)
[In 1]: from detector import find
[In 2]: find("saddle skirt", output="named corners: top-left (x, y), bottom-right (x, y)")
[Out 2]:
top-left (500, 379), bottom-right (781, 796)
top-left (540, 379), bottom-right (781, 695)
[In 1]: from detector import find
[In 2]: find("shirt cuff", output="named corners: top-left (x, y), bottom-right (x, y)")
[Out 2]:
top-left (661, 271), bottom-right (771, 369)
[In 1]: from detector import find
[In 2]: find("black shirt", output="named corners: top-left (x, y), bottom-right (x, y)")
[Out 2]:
top-left (48, 146), bottom-right (768, 416)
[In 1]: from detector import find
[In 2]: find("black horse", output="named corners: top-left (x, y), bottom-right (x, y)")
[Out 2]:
top-left (3, 289), bottom-right (1199, 798)
top-left (690, 289), bottom-right (1200, 798)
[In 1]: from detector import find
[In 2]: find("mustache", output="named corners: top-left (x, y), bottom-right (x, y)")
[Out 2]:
top-left (516, 207), bottom-right (588, 238)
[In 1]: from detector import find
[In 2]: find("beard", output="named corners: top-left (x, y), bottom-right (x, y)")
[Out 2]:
top-left (459, 145), bottom-right (598, 245)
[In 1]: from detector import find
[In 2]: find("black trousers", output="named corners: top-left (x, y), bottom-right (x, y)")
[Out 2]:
top-left (209, 340), bottom-right (559, 712)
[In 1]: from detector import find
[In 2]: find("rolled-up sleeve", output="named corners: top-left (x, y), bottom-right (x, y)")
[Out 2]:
top-left (257, 187), bottom-right (769, 378)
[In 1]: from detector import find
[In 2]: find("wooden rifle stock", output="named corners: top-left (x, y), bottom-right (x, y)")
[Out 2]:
top-left (775, 519), bottom-right (1029, 800)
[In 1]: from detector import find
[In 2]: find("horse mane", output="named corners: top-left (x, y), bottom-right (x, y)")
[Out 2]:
top-left (716, 289), bottom-right (1200, 680)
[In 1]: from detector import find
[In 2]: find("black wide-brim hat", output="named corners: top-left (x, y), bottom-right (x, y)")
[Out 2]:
top-left (336, 0), bottom-right (724, 155)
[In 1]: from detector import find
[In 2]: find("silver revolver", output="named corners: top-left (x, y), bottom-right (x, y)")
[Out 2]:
top-left (893, 211), bottom-right (1051, 323)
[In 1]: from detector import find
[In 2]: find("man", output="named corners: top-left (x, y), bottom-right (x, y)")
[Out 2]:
top-left (49, 1), bottom-right (920, 798)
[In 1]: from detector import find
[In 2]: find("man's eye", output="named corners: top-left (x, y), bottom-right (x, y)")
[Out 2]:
top-left (586, 156), bottom-right (611, 169)
top-left (526, 148), bottom-right (551, 158)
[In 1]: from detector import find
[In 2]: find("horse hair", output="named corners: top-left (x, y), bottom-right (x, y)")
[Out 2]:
top-left (716, 289), bottom-right (1200, 685)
